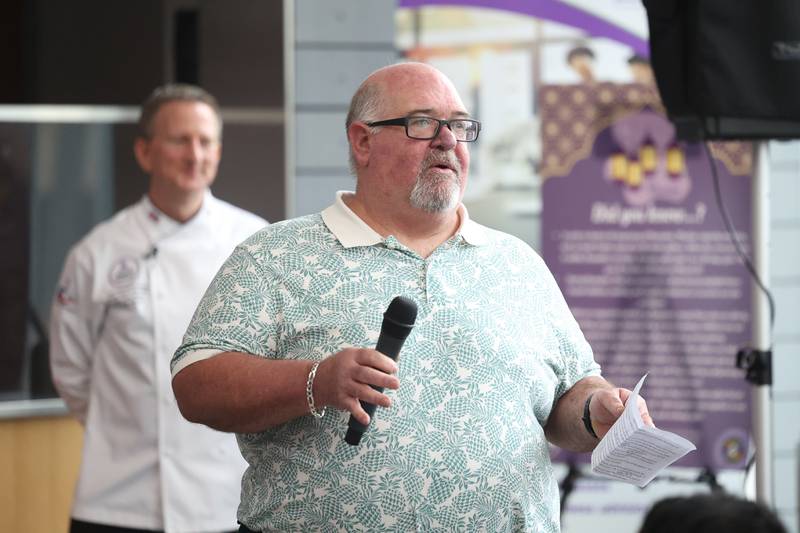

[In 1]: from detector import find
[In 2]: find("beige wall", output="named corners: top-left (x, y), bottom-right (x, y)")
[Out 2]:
top-left (0, 416), bottom-right (82, 533)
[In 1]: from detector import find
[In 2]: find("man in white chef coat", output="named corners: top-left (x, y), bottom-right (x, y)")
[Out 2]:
top-left (49, 84), bottom-right (267, 533)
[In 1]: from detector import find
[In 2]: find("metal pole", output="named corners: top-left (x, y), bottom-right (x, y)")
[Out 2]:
top-left (283, 0), bottom-right (296, 220)
top-left (752, 141), bottom-right (773, 506)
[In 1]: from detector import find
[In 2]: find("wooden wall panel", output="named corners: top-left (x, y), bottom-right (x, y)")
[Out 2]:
top-left (0, 416), bottom-right (83, 533)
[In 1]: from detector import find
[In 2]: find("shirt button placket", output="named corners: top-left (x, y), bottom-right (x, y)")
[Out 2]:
top-left (420, 260), bottom-right (429, 303)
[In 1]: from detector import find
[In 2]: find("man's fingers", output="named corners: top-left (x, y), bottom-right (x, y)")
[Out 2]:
top-left (356, 384), bottom-right (393, 408)
top-left (595, 389), bottom-right (624, 419)
top-left (317, 348), bottom-right (400, 417)
top-left (589, 387), bottom-right (656, 434)
top-left (355, 349), bottom-right (399, 375)
top-left (616, 388), bottom-right (632, 407)
top-left (345, 398), bottom-right (370, 425)
top-left (338, 379), bottom-right (393, 407)
top-left (637, 397), bottom-right (655, 427)
top-left (354, 366), bottom-right (399, 390)
top-left (344, 387), bottom-right (393, 422)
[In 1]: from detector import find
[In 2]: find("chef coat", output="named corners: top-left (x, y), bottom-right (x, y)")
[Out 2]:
top-left (50, 191), bottom-right (266, 532)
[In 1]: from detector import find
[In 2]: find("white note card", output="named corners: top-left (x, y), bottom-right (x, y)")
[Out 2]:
top-left (590, 374), bottom-right (696, 488)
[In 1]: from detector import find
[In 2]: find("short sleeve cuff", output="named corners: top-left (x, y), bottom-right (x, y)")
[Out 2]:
top-left (171, 348), bottom-right (226, 377)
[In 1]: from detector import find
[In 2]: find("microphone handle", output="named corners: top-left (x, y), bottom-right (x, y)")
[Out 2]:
top-left (345, 332), bottom-right (408, 442)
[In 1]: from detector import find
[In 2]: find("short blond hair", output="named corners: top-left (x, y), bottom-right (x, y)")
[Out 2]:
top-left (138, 83), bottom-right (221, 139)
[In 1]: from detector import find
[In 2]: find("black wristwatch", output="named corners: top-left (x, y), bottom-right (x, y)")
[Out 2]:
top-left (582, 393), bottom-right (598, 439)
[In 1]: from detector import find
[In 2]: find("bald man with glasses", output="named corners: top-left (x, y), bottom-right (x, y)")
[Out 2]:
top-left (170, 62), bottom-right (651, 533)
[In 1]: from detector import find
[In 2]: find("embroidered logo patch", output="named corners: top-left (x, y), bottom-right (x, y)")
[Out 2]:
top-left (108, 256), bottom-right (140, 288)
top-left (56, 283), bottom-right (76, 306)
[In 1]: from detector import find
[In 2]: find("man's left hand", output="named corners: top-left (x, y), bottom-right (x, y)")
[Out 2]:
top-left (589, 388), bottom-right (654, 439)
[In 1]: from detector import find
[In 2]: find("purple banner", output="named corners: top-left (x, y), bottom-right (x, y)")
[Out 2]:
top-left (540, 82), bottom-right (753, 471)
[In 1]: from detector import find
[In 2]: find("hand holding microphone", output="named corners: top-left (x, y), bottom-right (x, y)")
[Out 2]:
top-left (309, 297), bottom-right (417, 445)
top-left (345, 296), bottom-right (418, 445)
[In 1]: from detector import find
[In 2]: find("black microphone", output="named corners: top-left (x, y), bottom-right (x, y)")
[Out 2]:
top-left (344, 296), bottom-right (418, 446)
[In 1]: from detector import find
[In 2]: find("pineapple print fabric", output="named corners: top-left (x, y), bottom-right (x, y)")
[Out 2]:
top-left (173, 193), bottom-right (600, 532)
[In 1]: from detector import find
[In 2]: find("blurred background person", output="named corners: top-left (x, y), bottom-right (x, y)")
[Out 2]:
top-left (627, 54), bottom-right (656, 86)
top-left (49, 84), bottom-right (267, 533)
top-left (638, 493), bottom-right (788, 533)
top-left (566, 45), bottom-right (596, 84)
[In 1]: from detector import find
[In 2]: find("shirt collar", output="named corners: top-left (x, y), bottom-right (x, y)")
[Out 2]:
top-left (139, 189), bottom-right (214, 240)
top-left (321, 191), bottom-right (383, 248)
top-left (459, 205), bottom-right (489, 246)
top-left (321, 191), bottom-right (488, 248)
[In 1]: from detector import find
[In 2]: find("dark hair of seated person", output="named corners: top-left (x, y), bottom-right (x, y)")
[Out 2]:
top-left (638, 493), bottom-right (787, 533)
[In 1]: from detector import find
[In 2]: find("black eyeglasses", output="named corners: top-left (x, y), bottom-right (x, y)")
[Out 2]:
top-left (366, 116), bottom-right (481, 142)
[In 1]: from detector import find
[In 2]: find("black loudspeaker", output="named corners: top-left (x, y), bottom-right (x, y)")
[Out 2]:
top-left (643, 0), bottom-right (800, 140)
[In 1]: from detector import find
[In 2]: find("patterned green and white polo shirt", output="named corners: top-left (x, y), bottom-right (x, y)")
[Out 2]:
top-left (173, 192), bottom-right (600, 532)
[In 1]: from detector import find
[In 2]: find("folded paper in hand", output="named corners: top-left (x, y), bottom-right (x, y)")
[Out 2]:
top-left (590, 374), bottom-right (696, 488)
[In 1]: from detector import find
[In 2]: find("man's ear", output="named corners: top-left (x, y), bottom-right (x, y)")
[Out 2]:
top-left (347, 122), bottom-right (372, 168)
top-left (133, 137), bottom-right (152, 174)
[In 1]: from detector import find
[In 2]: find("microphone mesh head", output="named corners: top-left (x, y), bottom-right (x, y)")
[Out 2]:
top-left (384, 296), bottom-right (418, 327)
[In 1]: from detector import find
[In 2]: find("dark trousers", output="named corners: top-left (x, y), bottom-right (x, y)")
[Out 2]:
top-left (71, 519), bottom-right (237, 533)
top-left (238, 525), bottom-right (259, 533)
top-left (70, 520), bottom-right (162, 533)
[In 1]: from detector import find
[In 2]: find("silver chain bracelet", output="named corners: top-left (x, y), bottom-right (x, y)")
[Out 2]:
top-left (306, 361), bottom-right (326, 418)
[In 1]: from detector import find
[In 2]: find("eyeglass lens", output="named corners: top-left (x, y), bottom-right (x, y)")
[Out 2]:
top-left (407, 117), bottom-right (478, 141)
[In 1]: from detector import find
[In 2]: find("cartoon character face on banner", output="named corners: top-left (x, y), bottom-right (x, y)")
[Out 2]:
top-left (714, 428), bottom-right (750, 468)
top-left (604, 111), bottom-right (691, 207)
